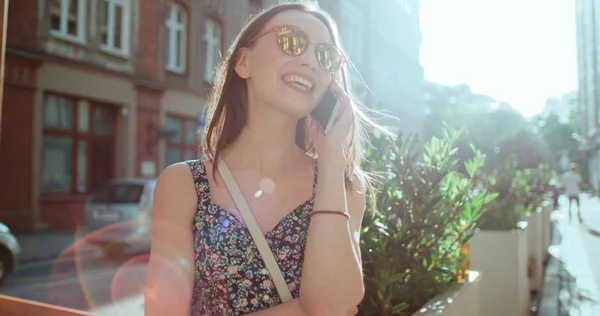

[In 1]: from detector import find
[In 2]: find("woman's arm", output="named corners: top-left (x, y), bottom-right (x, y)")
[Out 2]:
top-left (300, 153), bottom-right (366, 316)
top-left (144, 163), bottom-right (197, 316)
top-left (300, 83), bottom-right (367, 316)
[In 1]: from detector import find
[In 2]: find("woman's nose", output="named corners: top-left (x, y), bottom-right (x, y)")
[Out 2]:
top-left (298, 45), bottom-right (319, 71)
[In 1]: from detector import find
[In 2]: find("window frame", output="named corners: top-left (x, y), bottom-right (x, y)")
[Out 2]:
top-left (99, 0), bottom-right (132, 57)
top-left (203, 18), bottom-right (223, 82)
top-left (41, 92), bottom-right (117, 196)
top-left (163, 114), bottom-right (200, 168)
top-left (165, 3), bottom-right (188, 74)
top-left (49, 0), bottom-right (87, 44)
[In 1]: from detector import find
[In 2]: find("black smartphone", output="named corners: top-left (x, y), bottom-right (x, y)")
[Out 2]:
top-left (311, 88), bottom-right (341, 136)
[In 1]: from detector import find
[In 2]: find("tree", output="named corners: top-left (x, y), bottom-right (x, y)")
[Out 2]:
top-left (531, 91), bottom-right (583, 174)
top-left (422, 82), bottom-right (548, 171)
top-left (533, 113), bottom-right (579, 164)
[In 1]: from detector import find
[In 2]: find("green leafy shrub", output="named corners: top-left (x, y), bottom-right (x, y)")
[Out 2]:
top-left (359, 126), bottom-right (497, 315)
top-left (477, 157), bottom-right (554, 231)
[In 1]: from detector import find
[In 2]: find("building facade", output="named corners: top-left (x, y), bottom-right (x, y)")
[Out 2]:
top-left (0, 0), bottom-right (423, 232)
top-left (575, 0), bottom-right (600, 191)
top-left (0, 0), bottom-right (6, 138)
top-left (318, 0), bottom-right (425, 133)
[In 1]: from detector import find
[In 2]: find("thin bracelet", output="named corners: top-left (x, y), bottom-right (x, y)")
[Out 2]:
top-left (311, 210), bottom-right (351, 220)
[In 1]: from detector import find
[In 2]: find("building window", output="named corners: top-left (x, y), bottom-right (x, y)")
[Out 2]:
top-left (166, 4), bottom-right (187, 73)
top-left (41, 94), bottom-right (117, 194)
top-left (163, 115), bottom-right (200, 168)
top-left (99, 0), bottom-right (131, 56)
top-left (203, 19), bottom-right (222, 82)
top-left (49, 0), bottom-right (87, 43)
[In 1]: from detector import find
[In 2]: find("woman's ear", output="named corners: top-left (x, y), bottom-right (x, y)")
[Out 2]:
top-left (235, 48), bottom-right (251, 79)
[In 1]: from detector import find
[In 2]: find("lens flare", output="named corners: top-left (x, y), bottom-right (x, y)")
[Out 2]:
top-left (110, 254), bottom-right (149, 304)
top-left (259, 177), bottom-right (276, 195)
top-left (45, 219), bottom-right (192, 312)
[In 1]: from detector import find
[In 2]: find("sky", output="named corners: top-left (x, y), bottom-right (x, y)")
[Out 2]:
top-left (419, 0), bottom-right (578, 117)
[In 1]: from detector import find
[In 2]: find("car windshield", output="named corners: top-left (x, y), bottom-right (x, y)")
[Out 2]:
top-left (89, 183), bottom-right (145, 203)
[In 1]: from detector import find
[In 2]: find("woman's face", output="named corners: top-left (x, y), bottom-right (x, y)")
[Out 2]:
top-left (238, 10), bottom-right (338, 119)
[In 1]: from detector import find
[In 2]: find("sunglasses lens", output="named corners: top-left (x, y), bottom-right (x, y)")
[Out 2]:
top-left (276, 26), bottom-right (308, 56)
top-left (317, 45), bottom-right (343, 72)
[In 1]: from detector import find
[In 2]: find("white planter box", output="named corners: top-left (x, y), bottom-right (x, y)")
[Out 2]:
top-left (526, 209), bottom-right (544, 291)
top-left (413, 271), bottom-right (481, 316)
top-left (470, 229), bottom-right (530, 316)
top-left (540, 201), bottom-right (553, 262)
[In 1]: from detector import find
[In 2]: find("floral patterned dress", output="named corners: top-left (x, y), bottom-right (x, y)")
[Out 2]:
top-left (186, 158), bottom-right (317, 315)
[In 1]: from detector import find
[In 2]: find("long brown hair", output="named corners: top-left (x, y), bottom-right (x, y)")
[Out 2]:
top-left (202, 2), bottom-right (388, 210)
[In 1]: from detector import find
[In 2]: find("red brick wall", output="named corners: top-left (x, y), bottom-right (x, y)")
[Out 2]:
top-left (0, 85), bottom-right (34, 205)
top-left (138, 0), bottom-right (162, 81)
top-left (6, 0), bottom-right (37, 50)
top-left (0, 0), bottom-right (7, 140)
top-left (0, 55), bottom-right (37, 231)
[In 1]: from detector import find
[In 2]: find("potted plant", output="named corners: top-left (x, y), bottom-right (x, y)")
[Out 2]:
top-left (359, 126), bottom-right (497, 315)
top-left (469, 157), bottom-right (552, 316)
top-left (522, 165), bottom-right (554, 292)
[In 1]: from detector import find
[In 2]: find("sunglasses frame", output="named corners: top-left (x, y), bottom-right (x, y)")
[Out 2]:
top-left (248, 24), bottom-right (346, 73)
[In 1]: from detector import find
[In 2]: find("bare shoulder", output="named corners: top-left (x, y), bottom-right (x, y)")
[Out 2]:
top-left (152, 162), bottom-right (198, 223)
top-left (146, 162), bottom-right (197, 314)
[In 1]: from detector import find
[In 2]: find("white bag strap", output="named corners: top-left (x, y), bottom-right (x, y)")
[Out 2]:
top-left (217, 159), bottom-right (293, 303)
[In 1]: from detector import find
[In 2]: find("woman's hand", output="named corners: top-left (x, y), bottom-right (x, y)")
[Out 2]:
top-left (309, 80), bottom-right (354, 162)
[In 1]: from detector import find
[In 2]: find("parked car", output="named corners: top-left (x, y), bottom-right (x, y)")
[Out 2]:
top-left (0, 222), bottom-right (20, 286)
top-left (83, 178), bottom-right (157, 257)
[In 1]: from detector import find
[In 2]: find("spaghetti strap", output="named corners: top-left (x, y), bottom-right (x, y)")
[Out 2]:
top-left (185, 158), bottom-right (210, 201)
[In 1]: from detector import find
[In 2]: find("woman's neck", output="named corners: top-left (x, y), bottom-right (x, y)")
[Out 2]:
top-left (224, 101), bottom-right (306, 176)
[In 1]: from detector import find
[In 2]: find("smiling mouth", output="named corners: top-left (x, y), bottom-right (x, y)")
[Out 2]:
top-left (282, 74), bottom-right (314, 92)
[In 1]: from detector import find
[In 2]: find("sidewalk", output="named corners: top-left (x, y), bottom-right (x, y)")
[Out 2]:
top-left (538, 194), bottom-right (600, 315)
top-left (15, 231), bottom-right (99, 264)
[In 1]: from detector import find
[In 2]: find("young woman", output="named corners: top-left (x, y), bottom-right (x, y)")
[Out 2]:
top-left (145, 2), bottom-right (384, 315)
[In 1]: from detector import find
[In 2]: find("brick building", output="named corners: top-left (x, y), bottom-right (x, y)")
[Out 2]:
top-left (0, 0), bottom-right (6, 136)
top-left (0, 0), bottom-right (423, 232)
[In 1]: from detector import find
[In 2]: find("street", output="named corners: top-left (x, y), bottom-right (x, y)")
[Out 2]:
top-left (554, 194), bottom-right (600, 315)
top-left (0, 251), bottom-right (147, 316)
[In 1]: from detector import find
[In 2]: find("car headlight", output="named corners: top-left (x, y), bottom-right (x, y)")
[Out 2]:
top-left (0, 223), bottom-right (10, 233)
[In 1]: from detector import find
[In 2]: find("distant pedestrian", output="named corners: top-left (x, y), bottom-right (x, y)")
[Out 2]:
top-left (562, 163), bottom-right (583, 222)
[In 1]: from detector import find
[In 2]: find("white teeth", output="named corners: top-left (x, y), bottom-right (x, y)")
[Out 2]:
top-left (283, 75), bottom-right (313, 91)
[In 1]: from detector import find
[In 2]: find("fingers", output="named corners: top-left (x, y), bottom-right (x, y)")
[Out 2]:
top-left (309, 119), bottom-right (319, 135)
top-left (336, 94), bottom-right (354, 126)
top-left (335, 101), bottom-right (345, 120)
top-left (329, 81), bottom-right (352, 123)
top-left (330, 80), bottom-right (347, 103)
